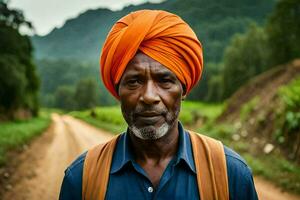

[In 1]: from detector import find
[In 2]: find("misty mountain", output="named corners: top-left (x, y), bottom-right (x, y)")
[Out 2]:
top-left (31, 0), bottom-right (275, 63)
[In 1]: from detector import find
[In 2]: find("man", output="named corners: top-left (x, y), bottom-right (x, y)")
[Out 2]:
top-left (59, 10), bottom-right (258, 200)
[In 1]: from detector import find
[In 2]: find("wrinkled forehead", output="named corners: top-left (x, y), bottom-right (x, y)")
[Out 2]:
top-left (123, 52), bottom-right (176, 77)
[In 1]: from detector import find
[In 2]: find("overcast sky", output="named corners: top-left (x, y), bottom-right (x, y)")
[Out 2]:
top-left (9, 0), bottom-right (163, 36)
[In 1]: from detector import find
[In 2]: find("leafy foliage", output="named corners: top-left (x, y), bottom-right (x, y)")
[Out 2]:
top-left (221, 0), bottom-right (300, 100)
top-left (240, 96), bottom-right (260, 122)
top-left (276, 77), bottom-right (300, 160)
top-left (0, 2), bottom-right (39, 119)
top-left (279, 78), bottom-right (300, 112)
top-left (266, 0), bottom-right (300, 66)
top-left (223, 24), bottom-right (269, 98)
top-left (53, 80), bottom-right (100, 111)
top-left (36, 59), bottom-right (117, 108)
top-left (0, 0), bottom-right (32, 30)
top-left (74, 78), bottom-right (99, 110)
top-left (54, 86), bottom-right (76, 110)
top-left (0, 55), bottom-right (27, 110)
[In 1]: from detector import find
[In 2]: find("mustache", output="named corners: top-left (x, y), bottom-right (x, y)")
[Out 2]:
top-left (133, 105), bottom-right (167, 115)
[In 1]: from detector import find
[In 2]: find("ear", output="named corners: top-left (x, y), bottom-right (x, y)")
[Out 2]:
top-left (182, 84), bottom-right (187, 101)
top-left (115, 83), bottom-right (120, 96)
top-left (182, 94), bottom-right (187, 101)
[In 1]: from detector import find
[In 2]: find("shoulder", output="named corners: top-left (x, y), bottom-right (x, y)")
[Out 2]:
top-left (224, 145), bottom-right (249, 171)
top-left (188, 131), bottom-right (257, 199)
top-left (224, 146), bottom-right (258, 200)
top-left (60, 152), bottom-right (87, 199)
top-left (59, 152), bottom-right (87, 199)
top-left (65, 151), bottom-right (87, 178)
top-left (61, 135), bottom-right (121, 190)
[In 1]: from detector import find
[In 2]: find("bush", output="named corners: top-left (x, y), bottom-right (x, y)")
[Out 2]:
top-left (276, 77), bottom-right (300, 160)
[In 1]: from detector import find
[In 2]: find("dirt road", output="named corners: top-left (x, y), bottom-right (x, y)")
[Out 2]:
top-left (1, 114), bottom-right (299, 200)
top-left (0, 114), bottom-right (113, 200)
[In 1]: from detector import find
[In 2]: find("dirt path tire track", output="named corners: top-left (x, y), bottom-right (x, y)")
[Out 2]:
top-left (0, 113), bottom-right (299, 200)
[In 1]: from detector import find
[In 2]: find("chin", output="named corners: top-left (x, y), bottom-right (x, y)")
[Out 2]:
top-left (130, 123), bottom-right (169, 140)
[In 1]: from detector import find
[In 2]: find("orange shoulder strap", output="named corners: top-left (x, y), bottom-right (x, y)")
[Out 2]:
top-left (82, 135), bottom-right (120, 200)
top-left (189, 130), bottom-right (229, 200)
top-left (82, 132), bottom-right (229, 200)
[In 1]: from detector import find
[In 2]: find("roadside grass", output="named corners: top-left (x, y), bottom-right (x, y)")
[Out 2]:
top-left (0, 110), bottom-right (52, 166)
top-left (199, 122), bottom-right (300, 195)
top-left (69, 106), bottom-right (126, 134)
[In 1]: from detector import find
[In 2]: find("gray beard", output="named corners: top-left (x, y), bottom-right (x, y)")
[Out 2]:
top-left (129, 122), bottom-right (169, 140)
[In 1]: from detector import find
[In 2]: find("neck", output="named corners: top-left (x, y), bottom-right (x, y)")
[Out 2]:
top-left (129, 121), bottom-right (179, 163)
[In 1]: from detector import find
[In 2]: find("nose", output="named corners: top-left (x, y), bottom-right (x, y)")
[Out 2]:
top-left (140, 80), bottom-right (160, 105)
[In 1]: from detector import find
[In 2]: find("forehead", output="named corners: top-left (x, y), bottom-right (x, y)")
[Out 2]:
top-left (124, 52), bottom-right (175, 76)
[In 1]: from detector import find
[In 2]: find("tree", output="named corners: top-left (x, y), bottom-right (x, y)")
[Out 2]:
top-left (0, 0), bottom-right (32, 30)
top-left (74, 78), bottom-right (99, 110)
top-left (266, 0), bottom-right (300, 66)
top-left (205, 63), bottom-right (224, 102)
top-left (222, 23), bottom-right (269, 98)
top-left (0, 2), bottom-right (39, 119)
top-left (54, 86), bottom-right (75, 110)
top-left (0, 55), bottom-right (27, 111)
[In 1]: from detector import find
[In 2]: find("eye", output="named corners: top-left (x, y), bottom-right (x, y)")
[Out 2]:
top-left (159, 77), bottom-right (174, 88)
top-left (126, 79), bottom-right (140, 88)
top-left (161, 78), bottom-right (173, 83)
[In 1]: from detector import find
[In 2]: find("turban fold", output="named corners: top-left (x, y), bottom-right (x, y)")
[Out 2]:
top-left (100, 10), bottom-right (203, 99)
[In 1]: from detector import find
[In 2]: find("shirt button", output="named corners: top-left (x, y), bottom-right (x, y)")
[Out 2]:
top-left (148, 186), bottom-right (154, 193)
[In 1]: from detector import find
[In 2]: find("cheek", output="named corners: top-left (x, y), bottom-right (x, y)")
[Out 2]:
top-left (161, 86), bottom-right (183, 114)
top-left (120, 100), bottom-right (133, 125)
top-left (119, 88), bottom-right (139, 106)
top-left (119, 91), bottom-right (139, 119)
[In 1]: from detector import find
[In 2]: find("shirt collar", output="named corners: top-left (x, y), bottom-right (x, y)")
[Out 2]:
top-left (110, 130), bottom-right (133, 174)
top-left (176, 122), bottom-right (196, 173)
top-left (110, 122), bottom-right (196, 174)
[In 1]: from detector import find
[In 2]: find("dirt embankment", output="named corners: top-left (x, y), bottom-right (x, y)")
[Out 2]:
top-left (219, 59), bottom-right (300, 122)
top-left (0, 114), bottom-right (299, 200)
top-left (217, 59), bottom-right (300, 160)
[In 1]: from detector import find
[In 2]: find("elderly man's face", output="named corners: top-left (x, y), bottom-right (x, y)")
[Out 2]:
top-left (118, 52), bottom-right (185, 140)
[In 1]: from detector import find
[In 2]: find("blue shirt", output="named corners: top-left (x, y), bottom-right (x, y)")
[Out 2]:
top-left (59, 123), bottom-right (258, 200)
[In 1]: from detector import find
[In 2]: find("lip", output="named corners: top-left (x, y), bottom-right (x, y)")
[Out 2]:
top-left (135, 112), bottom-right (163, 124)
top-left (137, 111), bottom-right (161, 117)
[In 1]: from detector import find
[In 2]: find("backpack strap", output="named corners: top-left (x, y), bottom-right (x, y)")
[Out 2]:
top-left (82, 131), bottom-right (229, 200)
top-left (82, 135), bottom-right (120, 200)
top-left (189, 130), bottom-right (229, 200)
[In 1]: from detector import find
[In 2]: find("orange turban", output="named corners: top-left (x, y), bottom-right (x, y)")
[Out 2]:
top-left (100, 10), bottom-right (203, 99)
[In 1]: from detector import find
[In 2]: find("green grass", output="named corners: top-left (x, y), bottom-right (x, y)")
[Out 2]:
top-left (240, 96), bottom-right (259, 121)
top-left (180, 101), bottom-right (224, 125)
top-left (0, 110), bottom-right (52, 166)
top-left (70, 106), bottom-right (126, 134)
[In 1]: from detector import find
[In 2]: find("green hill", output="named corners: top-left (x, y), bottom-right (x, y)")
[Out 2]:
top-left (31, 0), bottom-right (275, 64)
top-left (213, 59), bottom-right (300, 193)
